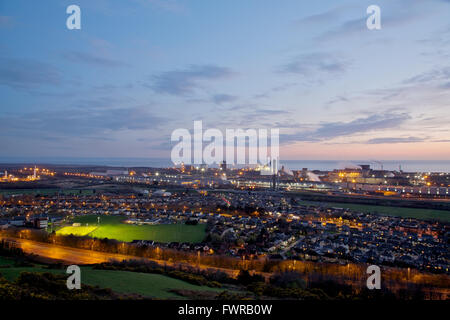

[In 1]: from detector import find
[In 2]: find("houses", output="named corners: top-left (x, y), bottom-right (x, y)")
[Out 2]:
top-left (0, 186), bottom-right (448, 274)
top-left (0, 220), bottom-right (9, 229)
top-left (32, 217), bottom-right (48, 229)
top-left (9, 216), bottom-right (26, 227)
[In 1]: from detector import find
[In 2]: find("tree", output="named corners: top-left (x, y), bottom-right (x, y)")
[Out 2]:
top-left (270, 271), bottom-right (306, 289)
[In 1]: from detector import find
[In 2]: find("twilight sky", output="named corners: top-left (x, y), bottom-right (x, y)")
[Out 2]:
top-left (1, 0), bottom-right (450, 161)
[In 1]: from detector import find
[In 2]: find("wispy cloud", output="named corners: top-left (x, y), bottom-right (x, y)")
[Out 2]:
top-left (316, 16), bottom-right (366, 42)
top-left (0, 106), bottom-right (166, 138)
top-left (295, 6), bottom-right (348, 26)
top-left (280, 112), bottom-right (411, 144)
top-left (211, 94), bottom-right (238, 104)
top-left (150, 65), bottom-right (234, 96)
top-left (62, 51), bottom-right (129, 68)
top-left (403, 66), bottom-right (450, 85)
top-left (202, 105), bottom-right (291, 128)
top-left (0, 58), bottom-right (62, 90)
top-left (279, 53), bottom-right (350, 85)
top-left (366, 136), bottom-right (425, 144)
top-left (315, 1), bottom-right (438, 43)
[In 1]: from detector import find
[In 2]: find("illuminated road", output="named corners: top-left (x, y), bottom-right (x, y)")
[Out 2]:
top-left (0, 237), bottom-right (242, 277)
top-left (2, 237), bottom-right (142, 264)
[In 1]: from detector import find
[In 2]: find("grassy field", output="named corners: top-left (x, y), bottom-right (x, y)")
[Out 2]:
top-left (0, 260), bottom-right (223, 299)
top-left (56, 215), bottom-right (207, 243)
top-left (56, 225), bottom-right (98, 236)
top-left (0, 256), bottom-right (14, 266)
top-left (80, 268), bottom-right (223, 299)
top-left (297, 200), bottom-right (450, 222)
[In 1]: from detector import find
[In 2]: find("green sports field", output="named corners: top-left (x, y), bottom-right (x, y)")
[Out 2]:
top-left (56, 215), bottom-right (206, 243)
top-left (296, 200), bottom-right (450, 222)
top-left (56, 225), bottom-right (98, 236)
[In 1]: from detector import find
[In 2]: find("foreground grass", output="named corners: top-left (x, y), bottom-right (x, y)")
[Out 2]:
top-left (0, 260), bottom-right (223, 299)
top-left (80, 268), bottom-right (223, 299)
top-left (297, 200), bottom-right (450, 222)
top-left (56, 215), bottom-right (207, 243)
top-left (0, 266), bottom-right (63, 281)
top-left (0, 256), bottom-right (14, 266)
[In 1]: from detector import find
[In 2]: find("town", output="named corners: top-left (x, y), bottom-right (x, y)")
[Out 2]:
top-left (0, 169), bottom-right (448, 274)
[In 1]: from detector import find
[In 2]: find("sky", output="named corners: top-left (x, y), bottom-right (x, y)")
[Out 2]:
top-left (0, 0), bottom-right (450, 162)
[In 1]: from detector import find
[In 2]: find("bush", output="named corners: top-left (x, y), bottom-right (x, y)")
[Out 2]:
top-left (270, 271), bottom-right (306, 289)
top-left (237, 270), bottom-right (265, 285)
top-left (247, 281), bottom-right (266, 296)
top-left (308, 279), bottom-right (352, 298)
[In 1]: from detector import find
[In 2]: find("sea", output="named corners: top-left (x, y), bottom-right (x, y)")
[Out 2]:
top-left (0, 157), bottom-right (450, 173)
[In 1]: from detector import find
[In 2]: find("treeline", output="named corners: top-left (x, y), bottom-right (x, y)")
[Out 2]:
top-left (0, 239), bottom-right (26, 258)
top-left (216, 203), bottom-right (265, 215)
top-left (93, 260), bottom-right (429, 300)
top-left (243, 270), bottom-right (417, 300)
top-left (1, 228), bottom-right (448, 299)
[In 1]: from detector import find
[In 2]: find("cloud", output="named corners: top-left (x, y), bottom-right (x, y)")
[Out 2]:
top-left (326, 95), bottom-right (350, 106)
top-left (417, 24), bottom-right (450, 51)
top-left (0, 106), bottom-right (166, 138)
top-left (211, 94), bottom-right (238, 104)
top-left (0, 58), bottom-right (62, 89)
top-left (316, 17), bottom-right (366, 42)
top-left (279, 53), bottom-right (350, 84)
top-left (62, 51), bottom-right (129, 68)
top-left (201, 105), bottom-right (291, 128)
top-left (295, 6), bottom-right (345, 26)
top-left (314, 113), bottom-right (411, 138)
top-left (332, 63), bottom-right (450, 115)
top-left (92, 83), bottom-right (134, 91)
top-left (403, 66), bottom-right (450, 85)
top-left (254, 108), bottom-right (288, 116)
top-left (88, 38), bottom-right (115, 56)
top-left (315, 1), bottom-right (435, 43)
top-left (151, 65), bottom-right (234, 96)
top-left (441, 82), bottom-right (450, 89)
top-left (366, 136), bottom-right (425, 144)
top-left (271, 83), bottom-right (297, 92)
top-left (280, 112), bottom-right (411, 144)
top-left (70, 96), bottom-right (134, 110)
top-left (252, 83), bottom-right (297, 100)
top-left (358, 65), bottom-right (450, 106)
